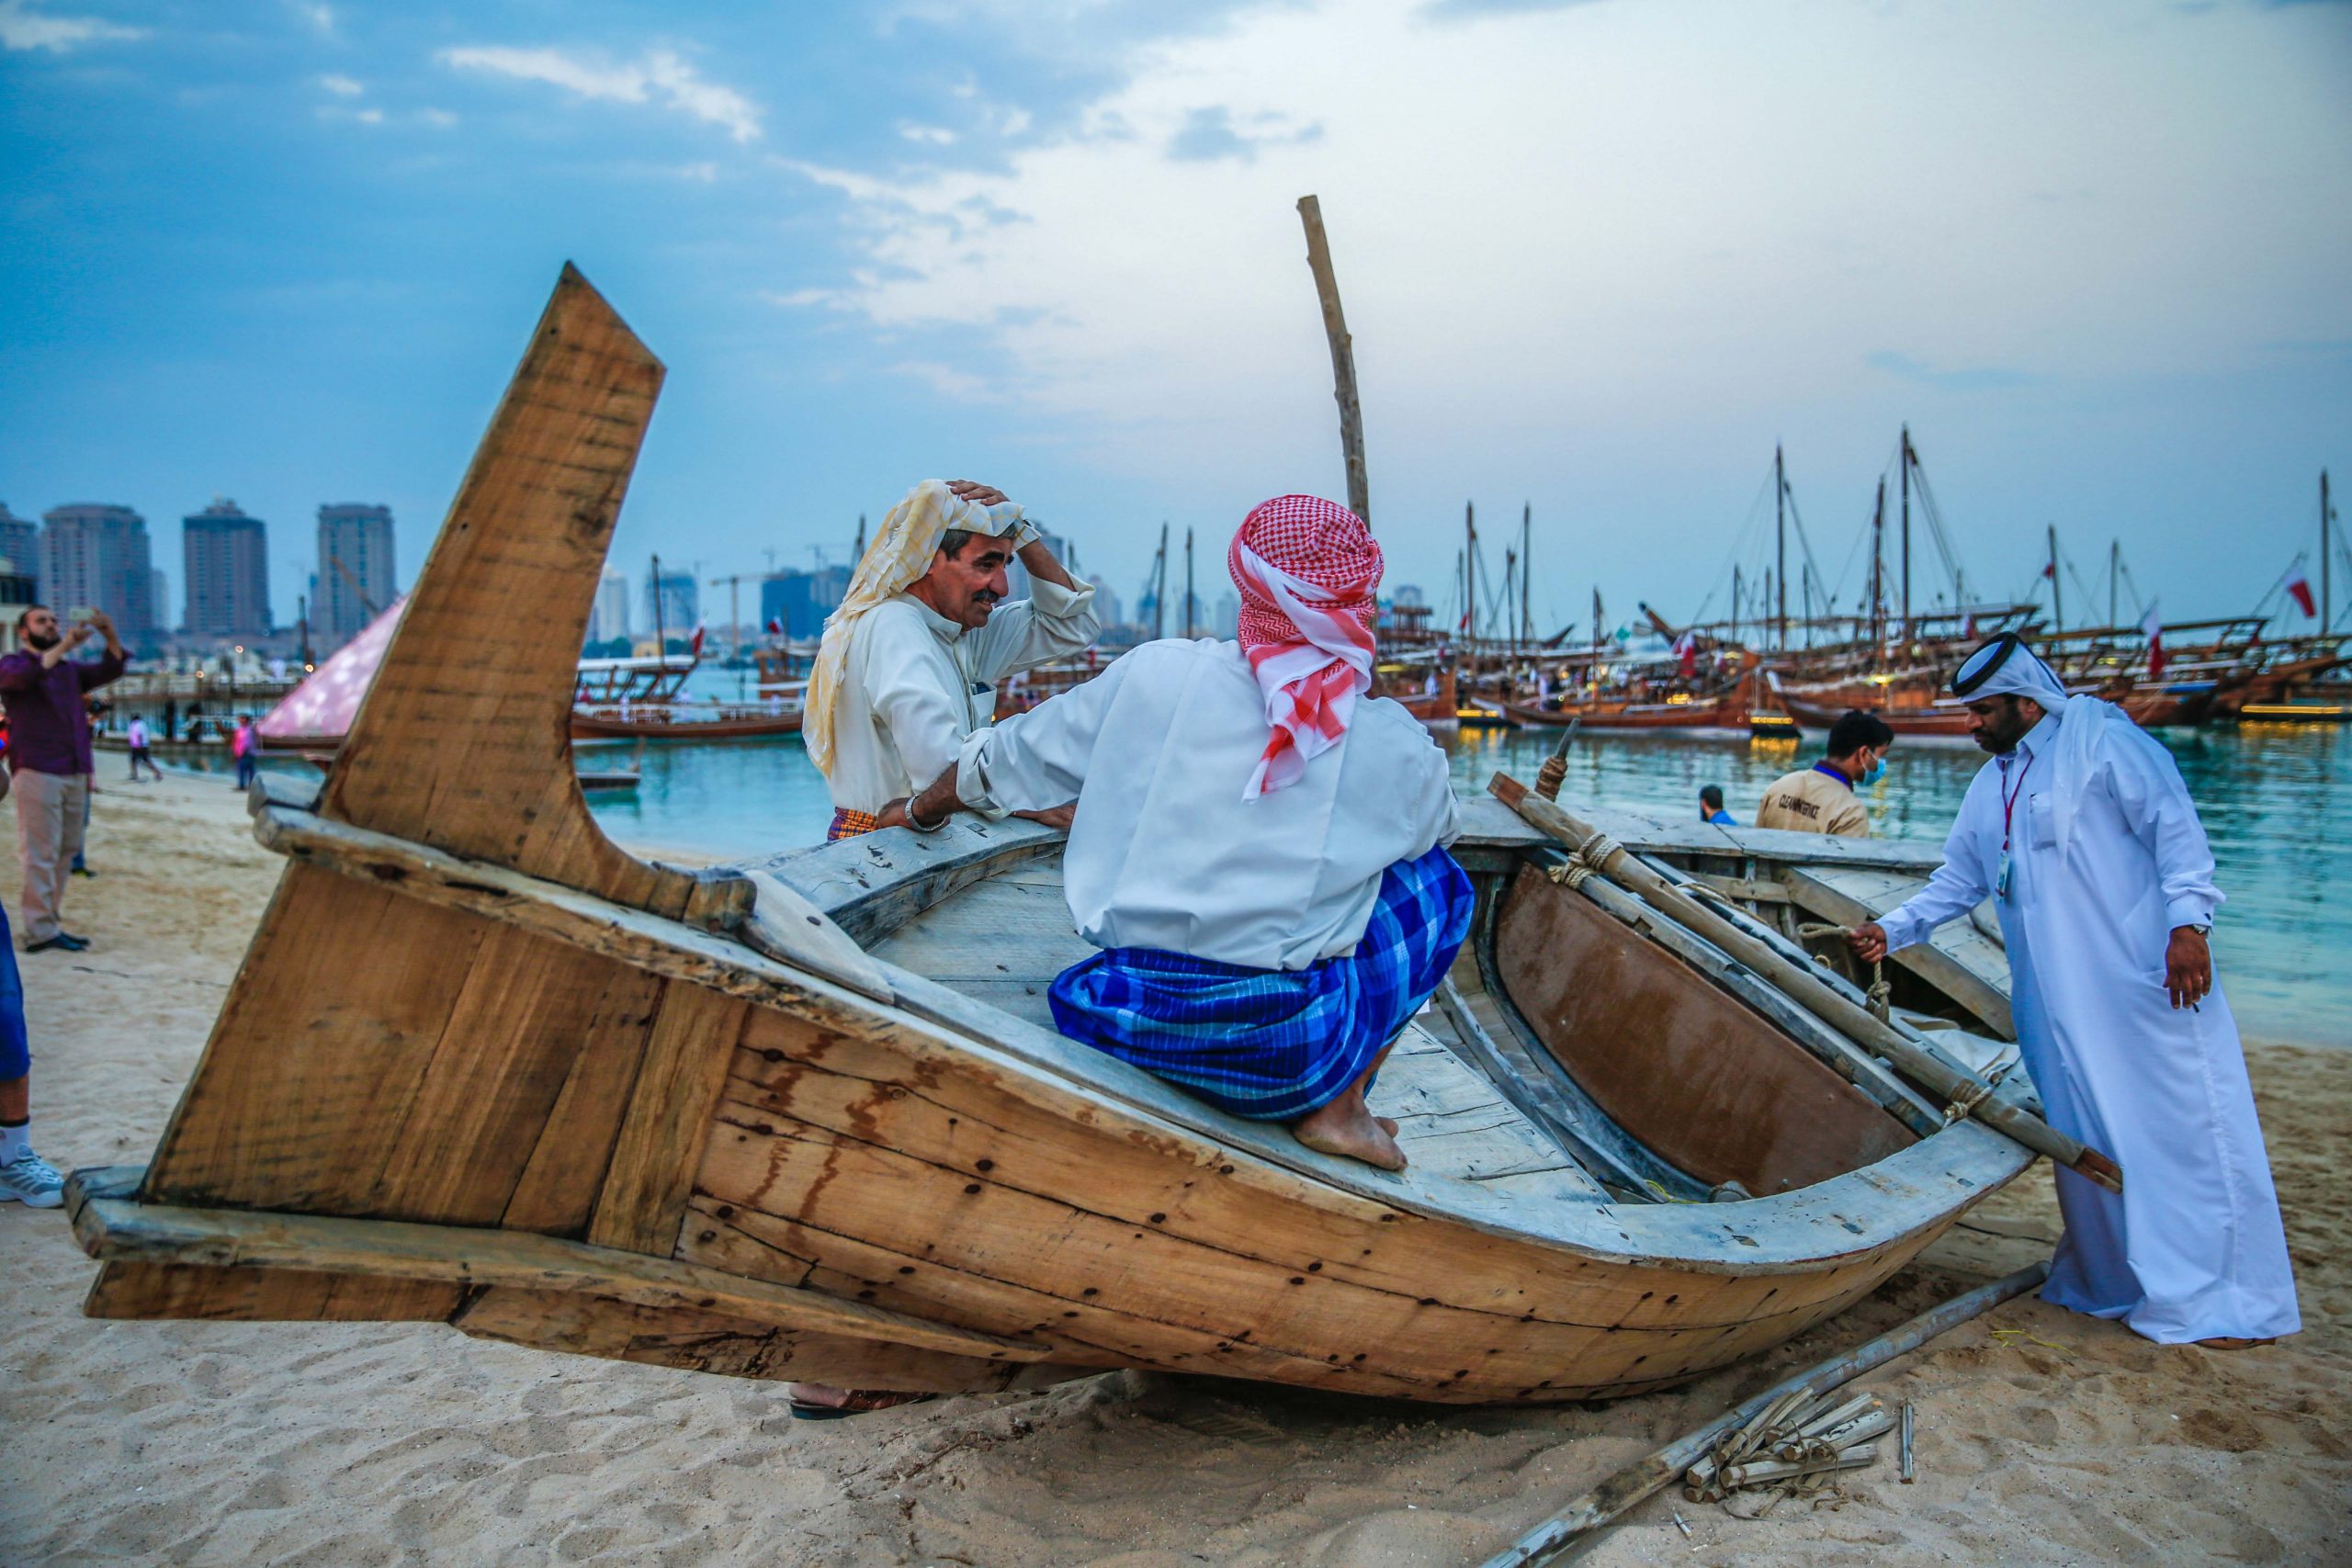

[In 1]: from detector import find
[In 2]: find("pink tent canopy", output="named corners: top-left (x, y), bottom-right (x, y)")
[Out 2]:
top-left (257, 597), bottom-right (407, 748)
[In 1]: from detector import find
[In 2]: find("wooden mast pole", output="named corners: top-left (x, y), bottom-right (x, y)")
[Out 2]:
top-left (1184, 528), bottom-right (1195, 639)
top-left (1775, 445), bottom-right (1787, 652)
top-left (1295, 196), bottom-right (1368, 525)
top-left (1521, 502), bottom-right (1532, 648)
top-left (1899, 425), bottom-right (1913, 640)
top-left (2047, 524), bottom-right (2063, 634)
top-left (1465, 502), bottom-right (1477, 651)
top-left (2324, 468), bottom-right (2334, 633)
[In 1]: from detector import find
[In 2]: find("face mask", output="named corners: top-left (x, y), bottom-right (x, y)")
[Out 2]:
top-left (1860, 754), bottom-right (1886, 786)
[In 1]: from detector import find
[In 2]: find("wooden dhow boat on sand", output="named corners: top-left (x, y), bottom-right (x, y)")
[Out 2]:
top-left (66, 268), bottom-right (2109, 1408)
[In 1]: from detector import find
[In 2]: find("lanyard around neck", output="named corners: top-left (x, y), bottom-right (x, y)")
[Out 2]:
top-left (1999, 751), bottom-right (2035, 851)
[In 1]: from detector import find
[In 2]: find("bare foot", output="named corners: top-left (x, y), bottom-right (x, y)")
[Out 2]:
top-left (1376, 1116), bottom-right (1398, 1137)
top-left (2195, 1337), bottom-right (2277, 1350)
top-left (1294, 1092), bottom-right (1407, 1171)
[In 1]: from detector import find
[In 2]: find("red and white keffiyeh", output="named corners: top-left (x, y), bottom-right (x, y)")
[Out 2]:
top-left (1227, 494), bottom-right (1383, 797)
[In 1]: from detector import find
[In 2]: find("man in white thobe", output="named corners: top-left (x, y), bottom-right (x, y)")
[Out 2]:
top-left (803, 479), bottom-right (1098, 840)
top-left (1852, 634), bottom-right (2298, 1348)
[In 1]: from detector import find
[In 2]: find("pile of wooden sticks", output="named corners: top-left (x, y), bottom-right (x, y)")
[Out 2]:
top-left (1684, 1387), bottom-right (1912, 1503)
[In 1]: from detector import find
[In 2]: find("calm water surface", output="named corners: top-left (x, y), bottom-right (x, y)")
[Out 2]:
top-left (218, 682), bottom-right (2348, 1046)
top-left (564, 710), bottom-right (2351, 1048)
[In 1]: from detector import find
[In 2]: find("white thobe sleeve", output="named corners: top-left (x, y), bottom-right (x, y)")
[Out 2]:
top-left (859, 615), bottom-right (969, 791)
top-left (1876, 784), bottom-right (1997, 953)
top-left (967, 574), bottom-right (1101, 683)
top-left (955, 651), bottom-right (1134, 812)
top-left (2106, 729), bottom-right (2224, 931)
top-left (1417, 748), bottom-right (1463, 852)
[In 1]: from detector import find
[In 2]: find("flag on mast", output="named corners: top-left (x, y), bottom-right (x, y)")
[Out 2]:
top-left (2286, 562), bottom-right (2317, 618)
top-left (2141, 604), bottom-right (2166, 680)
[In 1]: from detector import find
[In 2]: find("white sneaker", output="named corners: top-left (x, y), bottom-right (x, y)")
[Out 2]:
top-left (0, 1150), bottom-right (65, 1209)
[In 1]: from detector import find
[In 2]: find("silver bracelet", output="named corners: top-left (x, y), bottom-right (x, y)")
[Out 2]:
top-left (906, 799), bottom-right (948, 833)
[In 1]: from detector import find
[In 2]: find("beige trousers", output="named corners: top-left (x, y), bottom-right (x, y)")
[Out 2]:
top-left (14, 768), bottom-right (89, 944)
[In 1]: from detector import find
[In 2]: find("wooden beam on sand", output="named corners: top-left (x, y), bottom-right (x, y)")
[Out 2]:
top-left (66, 1167), bottom-right (1052, 1363)
top-left (1297, 196), bottom-right (1369, 523)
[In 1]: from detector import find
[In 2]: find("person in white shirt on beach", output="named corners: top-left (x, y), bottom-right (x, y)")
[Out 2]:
top-left (802, 479), bottom-right (1098, 840)
top-left (1851, 633), bottom-right (2299, 1349)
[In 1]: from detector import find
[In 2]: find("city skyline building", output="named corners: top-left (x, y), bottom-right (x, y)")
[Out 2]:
top-left (645, 569), bottom-right (698, 642)
top-left (40, 502), bottom-right (158, 645)
top-left (182, 496), bottom-right (274, 639)
top-left (316, 502), bottom-right (396, 646)
top-left (759, 563), bottom-right (849, 640)
top-left (591, 566), bottom-right (631, 645)
top-left (0, 502), bottom-right (37, 588)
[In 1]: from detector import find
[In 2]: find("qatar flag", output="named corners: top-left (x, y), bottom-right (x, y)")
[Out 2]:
top-left (2142, 604), bottom-right (2166, 680)
top-left (2286, 564), bottom-right (2317, 618)
top-left (688, 623), bottom-right (707, 659)
top-left (765, 615), bottom-right (784, 637)
top-left (1672, 628), bottom-right (1697, 681)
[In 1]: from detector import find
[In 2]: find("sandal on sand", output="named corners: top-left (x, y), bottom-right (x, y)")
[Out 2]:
top-left (2194, 1337), bottom-right (2277, 1351)
top-left (788, 1390), bottom-right (936, 1421)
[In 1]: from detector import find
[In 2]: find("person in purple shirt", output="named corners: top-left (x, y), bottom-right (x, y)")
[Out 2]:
top-left (0, 605), bottom-right (127, 952)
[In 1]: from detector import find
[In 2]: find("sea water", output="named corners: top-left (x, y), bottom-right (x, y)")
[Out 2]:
top-left (227, 708), bottom-right (2351, 1047)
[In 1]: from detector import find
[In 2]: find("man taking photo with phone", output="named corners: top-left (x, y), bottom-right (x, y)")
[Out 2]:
top-left (0, 605), bottom-right (128, 952)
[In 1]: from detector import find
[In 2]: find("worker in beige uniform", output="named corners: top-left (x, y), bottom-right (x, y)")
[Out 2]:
top-left (1755, 710), bottom-right (1894, 838)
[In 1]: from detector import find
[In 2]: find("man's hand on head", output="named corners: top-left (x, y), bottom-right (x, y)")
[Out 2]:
top-left (2165, 926), bottom-right (2213, 1010)
top-left (945, 480), bottom-right (1010, 507)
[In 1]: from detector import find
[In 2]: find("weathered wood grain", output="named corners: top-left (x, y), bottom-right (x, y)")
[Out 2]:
top-left (452, 1288), bottom-right (1080, 1394)
top-left (586, 980), bottom-right (748, 1256)
top-left (321, 263), bottom-right (745, 929)
top-left (500, 964), bottom-right (667, 1237)
top-left (72, 1182), bottom-right (1045, 1359)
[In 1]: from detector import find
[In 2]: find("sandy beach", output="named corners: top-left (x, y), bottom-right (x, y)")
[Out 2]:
top-left (3, 772), bottom-right (2345, 1567)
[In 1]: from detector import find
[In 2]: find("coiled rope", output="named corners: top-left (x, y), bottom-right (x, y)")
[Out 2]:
top-left (1544, 831), bottom-right (1623, 894)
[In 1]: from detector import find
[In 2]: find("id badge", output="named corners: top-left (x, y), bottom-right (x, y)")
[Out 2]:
top-left (1995, 849), bottom-right (2013, 901)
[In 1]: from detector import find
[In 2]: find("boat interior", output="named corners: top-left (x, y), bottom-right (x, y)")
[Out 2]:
top-left (783, 811), bottom-right (2019, 1218)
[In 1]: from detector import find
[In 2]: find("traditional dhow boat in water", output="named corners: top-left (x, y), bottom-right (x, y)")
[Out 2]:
top-left (67, 268), bottom-right (2080, 1406)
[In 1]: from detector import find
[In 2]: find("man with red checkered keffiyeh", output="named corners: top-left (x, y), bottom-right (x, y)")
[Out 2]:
top-left (888, 495), bottom-right (1466, 1172)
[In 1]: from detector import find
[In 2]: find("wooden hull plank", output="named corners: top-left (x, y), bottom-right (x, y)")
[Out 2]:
top-left (586, 980), bottom-right (751, 1257)
top-left (67, 1175), bottom-right (1048, 1360)
top-left (141, 864), bottom-right (492, 1213)
top-left (452, 1288), bottom-right (1077, 1394)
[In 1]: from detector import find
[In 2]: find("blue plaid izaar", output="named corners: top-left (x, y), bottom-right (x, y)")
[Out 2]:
top-left (1046, 846), bottom-right (1475, 1121)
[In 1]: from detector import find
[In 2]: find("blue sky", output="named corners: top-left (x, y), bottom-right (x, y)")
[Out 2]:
top-left (3, 0), bottom-right (2348, 636)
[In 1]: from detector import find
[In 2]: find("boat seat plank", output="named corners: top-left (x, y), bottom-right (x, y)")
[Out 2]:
top-left (864, 870), bottom-right (1098, 985)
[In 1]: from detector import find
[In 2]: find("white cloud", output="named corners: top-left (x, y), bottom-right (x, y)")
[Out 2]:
top-left (439, 43), bottom-right (762, 144)
top-left (900, 123), bottom-right (958, 146)
top-left (0, 0), bottom-right (142, 52)
top-left (289, 1), bottom-right (334, 35)
top-left (418, 107), bottom-right (458, 129)
top-left (318, 73), bottom-right (363, 96)
top-left (775, 0), bottom-right (2352, 508)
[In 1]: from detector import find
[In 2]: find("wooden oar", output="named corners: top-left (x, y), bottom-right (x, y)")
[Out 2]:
top-left (1490, 773), bottom-right (2123, 1193)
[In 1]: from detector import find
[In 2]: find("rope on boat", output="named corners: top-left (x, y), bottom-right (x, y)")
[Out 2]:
top-left (1544, 831), bottom-right (1623, 893)
top-left (1793, 920), bottom-right (1894, 1026)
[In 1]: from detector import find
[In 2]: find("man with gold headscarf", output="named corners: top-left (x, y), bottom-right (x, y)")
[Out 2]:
top-left (804, 479), bottom-right (1099, 841)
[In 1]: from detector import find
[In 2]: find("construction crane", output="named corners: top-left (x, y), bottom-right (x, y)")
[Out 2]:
top-left (709, 572), bottom-right (756, 660)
